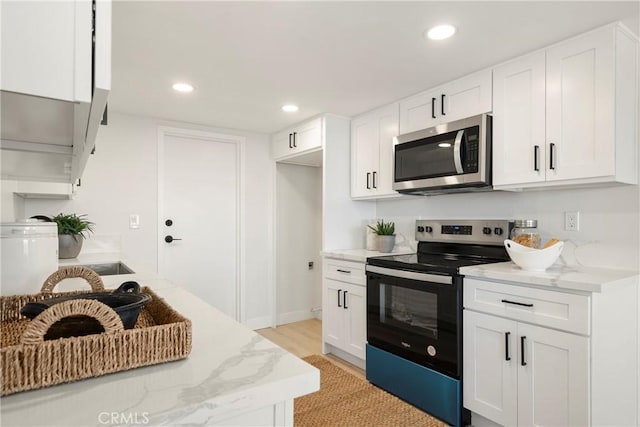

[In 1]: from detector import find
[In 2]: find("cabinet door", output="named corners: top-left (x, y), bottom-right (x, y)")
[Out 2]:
top-left (463, 311), bottom-right (518, 427)
top-left (492, 52), bottom-right (547, 186)
top-left (351, 104), bottom-right (399, 199)
top-left (350, 115), bottom-right (378, 198)
top-left (271, 129), bottom-right (293, 160)
top-left (1, 0), bottom-right (92, 102)
top-left (292, 117), bottom-right (322, 153)
top-left (399, 89), bottom-right (440, 134)
top-left (375, 103), bottom-right (399, 196)
top-left (546, 27), bottom-right (615, 182)
top-left (517, 323), bottom-right (589, 427)
top-left (343, 284), bottom-right (366, 359)
top-left (440, 69), bottom-right (492, 123)
top-left (323, 280), bottom-right (345, 348)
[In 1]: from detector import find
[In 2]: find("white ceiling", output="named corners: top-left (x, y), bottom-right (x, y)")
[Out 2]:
top-left (109, 1), bottom-right (639, 134)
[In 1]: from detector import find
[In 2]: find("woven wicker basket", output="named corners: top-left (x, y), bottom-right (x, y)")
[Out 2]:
top-left (1, 266), bottom-right (192, 396)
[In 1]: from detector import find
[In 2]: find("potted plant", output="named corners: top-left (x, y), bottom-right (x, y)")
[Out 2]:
top-left (368, 219), bottom-right (396, 253)
top-left (50, 213), bottom-right (94, 259)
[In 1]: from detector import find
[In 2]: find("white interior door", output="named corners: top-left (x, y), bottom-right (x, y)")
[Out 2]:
top-left (158, 128), bottom-right (243, 320)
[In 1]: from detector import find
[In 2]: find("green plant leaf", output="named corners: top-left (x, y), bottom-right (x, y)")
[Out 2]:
top-left (370, 219), bottom-right (395, 236)
top-left (50, 213), bottom-right (94, 239)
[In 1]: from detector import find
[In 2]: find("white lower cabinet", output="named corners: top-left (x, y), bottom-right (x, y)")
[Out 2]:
top-left (464, 310), bottom-right (589, 427)
top-left (463, 276), bottom-right (638, 426)
top-left (322, 258), bottom-right (366, 361)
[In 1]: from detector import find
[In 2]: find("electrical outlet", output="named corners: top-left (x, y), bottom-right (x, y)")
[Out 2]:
top-left (565, 211), bottom-right (579, 231)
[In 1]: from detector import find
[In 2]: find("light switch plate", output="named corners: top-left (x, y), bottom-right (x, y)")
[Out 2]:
top-left (129, 214), bottom-right (140, 229)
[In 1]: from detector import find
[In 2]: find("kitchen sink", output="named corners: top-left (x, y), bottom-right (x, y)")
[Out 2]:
top-left (80, 262), bottom-right (135, 276)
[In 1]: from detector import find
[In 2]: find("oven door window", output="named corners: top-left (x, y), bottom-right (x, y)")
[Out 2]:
top-left (384, 285), bottom-right (438, 339)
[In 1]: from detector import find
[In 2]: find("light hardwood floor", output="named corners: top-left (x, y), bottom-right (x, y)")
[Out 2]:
top-left (256, 319), bottom-right (366, 380)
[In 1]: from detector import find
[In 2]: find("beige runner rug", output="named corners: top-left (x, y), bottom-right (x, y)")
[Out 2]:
top-left (296, 355), bottom-right (446, 427)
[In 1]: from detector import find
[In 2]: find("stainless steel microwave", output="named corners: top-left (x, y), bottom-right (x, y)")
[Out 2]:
top-left (392, 114), bottom-right (492, 195)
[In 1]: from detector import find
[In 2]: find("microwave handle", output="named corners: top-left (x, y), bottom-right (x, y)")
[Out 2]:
top-left (453, 129), bottom-right (465, 174)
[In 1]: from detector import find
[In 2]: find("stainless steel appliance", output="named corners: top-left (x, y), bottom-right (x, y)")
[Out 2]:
top-left (392, 114), bottom-right (492, 195)
top-left (366, 219), bottom-right (513, 427)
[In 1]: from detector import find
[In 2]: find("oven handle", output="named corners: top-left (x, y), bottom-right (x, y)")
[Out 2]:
top-left (453, 129), bottom-right (465, 174)
top-left (366, 265), bottom-right (452, 285)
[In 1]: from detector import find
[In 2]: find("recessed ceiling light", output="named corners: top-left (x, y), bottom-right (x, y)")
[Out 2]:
top-left (282, 104), bottom-right (299, 112)
top-left (172, 82), bottom-right (194, 93)
top-left (426, 24), bottom-right (456, 41)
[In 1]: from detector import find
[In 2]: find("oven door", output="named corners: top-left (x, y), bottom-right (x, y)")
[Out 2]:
top-left (366, 265), bottom-right (461, 378)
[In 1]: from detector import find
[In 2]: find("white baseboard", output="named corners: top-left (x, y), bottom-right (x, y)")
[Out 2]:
top-left (323, 343), bottom-right (366, 370)
top-left (277, 310), bottom-right (315, 326)
top-left (245, 315), bottom-right (272, 330)
top-left (469, 411), bottom-right (502, 427)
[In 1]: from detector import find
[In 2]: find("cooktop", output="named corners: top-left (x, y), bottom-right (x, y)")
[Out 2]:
top-left (367, 219), bottom-right (513, 276)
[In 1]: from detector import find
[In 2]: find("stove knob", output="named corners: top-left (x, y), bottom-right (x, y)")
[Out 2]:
top-left (483, 227), bottom-right (492, 235)
top-left (417, 226), bottom-right (425, 232)
top-left (494, 227), bottom-right (503, 236)
top-left (425, 226), bottom-right (433, 233)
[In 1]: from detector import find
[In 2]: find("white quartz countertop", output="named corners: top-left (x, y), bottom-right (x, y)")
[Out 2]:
top-left (1, 278), bottom-right (319, 426)
top-left (460, 261), bottom-right (640, 293)
top-left (321, 248), bottom-right (415, 263)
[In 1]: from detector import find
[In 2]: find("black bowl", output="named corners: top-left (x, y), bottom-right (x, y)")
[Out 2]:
top-left (21, 281), bottom-right (151, 340)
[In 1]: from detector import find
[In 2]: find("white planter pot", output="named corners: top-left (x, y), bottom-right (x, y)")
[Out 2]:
top-left (377, 235), bottom-right (395, 253)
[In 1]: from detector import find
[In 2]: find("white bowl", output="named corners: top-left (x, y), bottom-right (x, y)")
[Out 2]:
top-left (504, 239), bottom-right (564, 272)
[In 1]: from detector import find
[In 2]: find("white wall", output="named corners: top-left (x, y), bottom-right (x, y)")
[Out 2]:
top-left (23, 112), bottom-right (274, 327)
top-left (376, 184), bottom-right (640, 270)
top-left (276, 163), bottom-right (322, 325)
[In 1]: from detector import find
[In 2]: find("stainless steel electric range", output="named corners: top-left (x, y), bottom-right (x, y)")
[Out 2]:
top-left (365, 219), bottom-right (513, 427)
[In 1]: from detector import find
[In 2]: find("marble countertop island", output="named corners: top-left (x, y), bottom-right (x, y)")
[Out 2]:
top-left (1, 271), bottom-right (319, 426)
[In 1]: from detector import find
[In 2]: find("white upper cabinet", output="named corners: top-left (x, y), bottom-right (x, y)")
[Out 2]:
top-left (493, 51), bottom-right (547, 186)
top-left (272, 117), bottom-right (323, 165)
top-left (1, 0), bottom-right (111, 189)
top-left (351, 103), bottom-right (400, 199)
top-left (493, 23), bottom-right (638, 189)
top-left (1, 1), bottom-right (92, 102)
top-left (399, 69), bottom-right (492, 134)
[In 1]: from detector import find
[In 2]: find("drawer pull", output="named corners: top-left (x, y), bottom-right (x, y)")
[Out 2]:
top-left (521, 336), bottom-right (527, 366)
top-left (505, 331), bottom-right (511, 361)
top-left (336, 269), bottom-right (352, 274)
top-left (501, 299), bottom-right (533, 308)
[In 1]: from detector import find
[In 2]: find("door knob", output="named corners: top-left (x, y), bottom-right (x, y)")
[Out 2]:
top-left (164, 235), bottom-right (182, 243)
